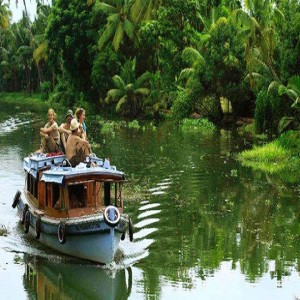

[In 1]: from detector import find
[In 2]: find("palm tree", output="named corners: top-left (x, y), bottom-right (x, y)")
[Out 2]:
top-left (0, 0), bottom-right (11, 31)
top-left (232, 0), bottom-right (284, 85)
top-left (105, 58), bottom-right (151, 117)
top-left (32, 3), bottom-right (51, 84)
top-left (93, 0), bottom-right (135, 51)
top-left (130, 0), bottom-right (161, 24)
top-left (179, 47), bottom-right (205, 88)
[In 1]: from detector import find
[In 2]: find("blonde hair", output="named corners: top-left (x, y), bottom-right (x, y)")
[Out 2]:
top-left (47, 108), bottom-right (57, 118)
top-left (75, 108), bottom-right (85, 120)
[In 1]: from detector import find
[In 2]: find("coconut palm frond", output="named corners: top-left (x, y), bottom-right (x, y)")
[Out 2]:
top-left (277, 84), bottom-right (288, 96)
top-left (267, 80), bottom-right (280, 94)
top-left (125, 83), bottom-right (134, 93)
top-left (134, 87), bottom-right (150, 96)
top-left (112, 22), bottom-right (124, 51)
top-left (278, 116), bottom-right (295, 134)
top-left (116, 95), bottom-right (128, 112)
top-left (95, 2), bottom-right (118, 14)
top-left (124, 18), bottom-right (134, 40)
top-left (135, 71), bottom-right (151, 87)
top-left (178, 68), bottom-right (195, 82)
top-left (105, 89), bottom-right (124, 102)
top-left (182, 47), bottom-right (203, 66)
top-left (245, 72), bottom-right (264, 80)
top-left (107, 13), bottom-right (119, 22)
top-left (112, 75), bottom-right (126, 90)
top-left (98, 21), bottom-right (117, 50)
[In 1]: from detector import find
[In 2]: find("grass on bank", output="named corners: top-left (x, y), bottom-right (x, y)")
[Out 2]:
top-left (0, 92), bottom-right (48, 112)
top-left (237, 131), bottom-right (300, 183)
top-left (180, 118), bottom-right (216, 133)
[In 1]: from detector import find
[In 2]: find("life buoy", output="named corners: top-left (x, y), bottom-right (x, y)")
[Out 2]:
top-left (128, 218), bottom-right (133, 242)
top-left (35, 216), bottom-right (41, 239)
top-left (103, 206), bottom-right (121, 227)
top-left (21, 204), bottom-right (29, 224)
top-left (12, 190), bottom-right (21, 208)
top-left (58, 222), bottom-right (66, 244)
top-left (24, 211), bottom-right (30, 233)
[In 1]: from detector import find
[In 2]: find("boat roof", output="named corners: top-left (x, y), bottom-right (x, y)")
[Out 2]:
top-left (23, 153), bottom-right (125, 183)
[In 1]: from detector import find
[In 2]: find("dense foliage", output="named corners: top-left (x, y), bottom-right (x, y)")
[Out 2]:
top-left (0, 0), bottom-right (299, 126)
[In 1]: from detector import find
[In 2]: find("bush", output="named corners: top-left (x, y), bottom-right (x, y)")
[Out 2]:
top-left (128, 120), bottom-right (141, 130)
top-left (254, 90), bottom-right (281, 135)
top-left (171, 90), bottom-right (193, 122)
top-left (180, 118), bottom-right (216, 133)
top-left (40, 81), bottom-right (51, 101)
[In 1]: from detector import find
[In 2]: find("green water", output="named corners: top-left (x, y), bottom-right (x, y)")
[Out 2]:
top-left (0, 110), bottom-right (300, 299)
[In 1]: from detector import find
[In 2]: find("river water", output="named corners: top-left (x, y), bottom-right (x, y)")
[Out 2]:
top-left (0, 109), bottom-right (300, 299)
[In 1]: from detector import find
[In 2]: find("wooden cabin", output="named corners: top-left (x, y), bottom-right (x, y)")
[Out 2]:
top-left (24, 155), bottom-right (126, 218)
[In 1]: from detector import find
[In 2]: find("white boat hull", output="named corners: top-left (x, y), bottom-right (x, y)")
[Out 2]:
top-left (17, 200), bottom-right (126, 264)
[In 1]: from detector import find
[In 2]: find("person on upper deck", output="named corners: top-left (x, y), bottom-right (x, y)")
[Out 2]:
top-left (36, 108), bottom-right (61, 153)
top-left (75, 107), bottom-right (87, 140)
top-left (66, 118), bottom-right (91, 167)
top-left (59, 109), bottom-right (73, 153)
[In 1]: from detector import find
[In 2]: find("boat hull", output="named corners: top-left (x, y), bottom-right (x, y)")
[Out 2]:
top-left (16, 199), bottom-right (126, 264)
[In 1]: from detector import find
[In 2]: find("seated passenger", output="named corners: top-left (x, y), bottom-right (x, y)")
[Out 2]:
top-left (66, 119), bottom-right (91, 167)
top-left (75, 107), bottom-right (87, 140)
top-left (36, 108), bottom-right (61, 153)
top-left (59, 109), bottom-right (73, 153)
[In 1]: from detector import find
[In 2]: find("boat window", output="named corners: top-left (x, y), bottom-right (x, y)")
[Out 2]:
top-left (68, 184), bottom-right (87, 208)
top-left (104, 182), bottom-right (111, 206)
top-left (45, 183), bottom-right (60, 208)
top-left (101, 182), bottom-right (123, 208)
top-left (26, 172), bottom-right (38, 198)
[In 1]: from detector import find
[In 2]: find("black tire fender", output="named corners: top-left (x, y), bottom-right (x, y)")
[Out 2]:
top-left (128, 218), bottom-right (133, 242)
top-left (35, 216), bottom-right (41, 239)
top-left (58, 222), bottom-right (66, 244)
top-left (24, 211), bottom-right (30, 233)
top-left (21, 204), bottom-right (29, 224)
top-left (12, 190), bottom-right (21, 208)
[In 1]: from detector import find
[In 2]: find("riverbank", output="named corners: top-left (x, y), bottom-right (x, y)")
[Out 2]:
top-left (237, 130), bottom-right (300, 184)
top-left (0, 92), bottom-right (49, 113)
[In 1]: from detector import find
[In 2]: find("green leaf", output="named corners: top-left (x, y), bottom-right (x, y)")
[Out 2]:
top-left (112, 75), bottom-right (125, 90)
top-left (134, 88), bottom-right (150, 96)
top-left (124, 18), bottom-right (134, 40)
top-left (116, 95), bottom-right (128, 112)
top-left (95, 2), bottom-right (118, 14)
top-left (98, 21), bottom-right (117, 50)
top-left (112, 22), bottom-right (124, 51)
top-left (106, 89), bottom-right (124, 102)
top-left (278, 116), bottom-right (295, 134)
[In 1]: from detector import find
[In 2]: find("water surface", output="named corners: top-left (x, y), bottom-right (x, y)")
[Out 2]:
top-left (0, 109), bottom-right (300, 299)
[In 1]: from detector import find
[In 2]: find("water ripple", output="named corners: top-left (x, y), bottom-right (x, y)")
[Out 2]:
top-left (138, 210), bottom-right (161, 219)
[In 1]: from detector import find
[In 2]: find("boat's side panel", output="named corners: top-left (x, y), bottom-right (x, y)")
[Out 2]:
top-left (16, 198), bottom-right (126, 264)
top-left (36, 228), bottom-right (121, 264)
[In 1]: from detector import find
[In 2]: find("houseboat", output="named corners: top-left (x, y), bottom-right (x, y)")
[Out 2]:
top-left (12, 153), bottom-right (133, 264)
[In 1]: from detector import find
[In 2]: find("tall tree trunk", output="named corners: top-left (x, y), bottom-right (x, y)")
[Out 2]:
top-left (23, 0), bottom-right (43, 87)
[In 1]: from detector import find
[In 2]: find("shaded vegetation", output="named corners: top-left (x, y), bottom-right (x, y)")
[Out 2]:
top-left (0, 0), bottom-right (298, 127)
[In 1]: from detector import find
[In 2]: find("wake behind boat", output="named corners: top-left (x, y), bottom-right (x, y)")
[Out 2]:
top-left (12, 153), bottom-right (133, 264)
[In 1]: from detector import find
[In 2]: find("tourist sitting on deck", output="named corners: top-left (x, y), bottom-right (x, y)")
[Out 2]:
top-left (36, 108), bottom-right (61, 153)
top-left (75, 107), bottom-right (87, 140)
top-left (66, 118), bottom-right (91, 167)
top-left (59, 109), bottom-right (73, 153)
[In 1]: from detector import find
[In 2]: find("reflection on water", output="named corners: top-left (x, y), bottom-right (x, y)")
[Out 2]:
top-left (1, 111), bottom-right (300, 299)
top-left (23, 255), bottom-right (132, 300)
